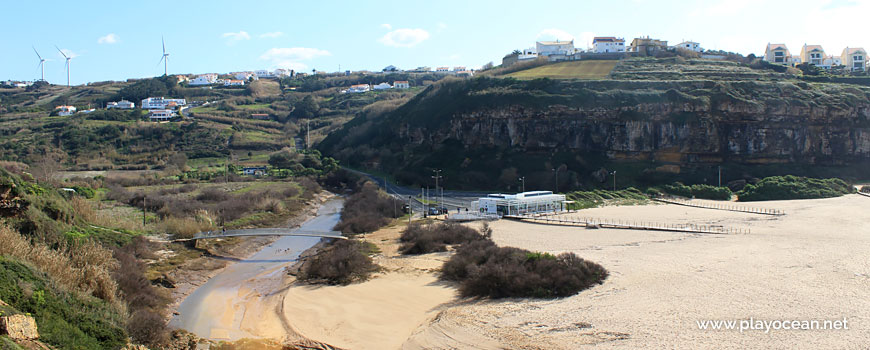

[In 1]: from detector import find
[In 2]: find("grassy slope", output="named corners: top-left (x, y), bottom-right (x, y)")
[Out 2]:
top-left (508, 60), bottom-right (617, 79)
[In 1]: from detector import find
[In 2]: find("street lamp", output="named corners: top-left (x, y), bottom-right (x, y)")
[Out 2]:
top-left (518, 176), bottom-right (526, 193)
top-left (552, 168), bottom-right (560, 193)
top-left (610, 170), bottom-right (617, 191)
top-left (431, 169), bottom-right (443, 214)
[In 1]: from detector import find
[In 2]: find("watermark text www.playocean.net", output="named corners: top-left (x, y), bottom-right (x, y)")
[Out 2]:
top-left (697, 318), bottom-right (848, 333)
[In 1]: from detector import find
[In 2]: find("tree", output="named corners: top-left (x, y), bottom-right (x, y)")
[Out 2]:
top-left (291, 95), bottom-right (319, 119)
top-left (268, 149), bottom-right (300, 169)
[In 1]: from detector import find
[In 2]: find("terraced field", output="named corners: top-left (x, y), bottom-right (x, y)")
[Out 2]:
top-left (508, 60), bottom-right (617, 79)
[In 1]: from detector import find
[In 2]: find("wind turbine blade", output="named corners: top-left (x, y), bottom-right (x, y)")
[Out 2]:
top-left (33, 46), bottom-right (43, 60)
top-left (157, 56), bottom-right (165, 67)
top-left (162, 36), bottom-right (166, 55)
top-left (55, 45), bottom-right (68, 59)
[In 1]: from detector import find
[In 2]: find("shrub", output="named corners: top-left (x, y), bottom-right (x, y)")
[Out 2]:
top-left (657, 182), bottom-right (733, 200)
top-left (399, 222), bottom-right (485, 254)
top-left (113, 238), bottom-right (170, 347)
top-left (0, 257), bottom-right (127, 349)
top-left (161, 217), bottom-right (213, 239)
top-left (441, 239), bottom-right (608, 299)
top-left (736, 175), bottom-right (853, 201)
top-left (196, 187), bottom-right (230, 202)
top-left (298, 240), bottom-right (378, 285)
top-left (334, 181), bottom-right (403, 234)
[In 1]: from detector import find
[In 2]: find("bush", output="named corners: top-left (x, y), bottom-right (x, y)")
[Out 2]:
top-left (736, 175), bottom-right (853, 201)
top-left (399, 222), bottom-right (484, 254)
top-left (565, 187), bottom-right (649, 209)
top-left (657, 183), bottom-right (733, 200)
top-left (298, 240), bottom-right (378, 285)
top-left (441, 239), bottom-right (608, 299)
top-left (0, 257), bottom-right (127, 349)
top-left (334, 181), bottom-right (404, 234)
top-left (113, 237), bottom-right (170, 347)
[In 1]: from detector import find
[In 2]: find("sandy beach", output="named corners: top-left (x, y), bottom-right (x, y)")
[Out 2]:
top-left (181, 194), bottom-right (870, 349)
top-left (405, 195), bottom-right (870, 349)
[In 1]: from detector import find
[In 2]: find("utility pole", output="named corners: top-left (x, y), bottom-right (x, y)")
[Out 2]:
top-left (718, 166), bottom-right (722, 187)
top-left (408, 196), bottom-right (412, 224)
top-left (519, 176), bottom-right (525, 193)
top-left (225, 139), bottom-right (230, 184)
top-left (306, 119), bottom-right (310, 149)
top-left (142, 195), bottom-right (146, 227)
top-left (611, 170), bottom-right (617, 191)
top-left (431, 169), bottom-right (442, 213)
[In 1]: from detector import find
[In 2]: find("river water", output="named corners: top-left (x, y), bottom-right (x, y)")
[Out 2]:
top-left (170, 198), bottom-right (344, 340)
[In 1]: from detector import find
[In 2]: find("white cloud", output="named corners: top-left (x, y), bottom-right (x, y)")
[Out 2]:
top-left (259, 31), bottom-right (283, 39)
top-left (536, 28), bottom-right (574, 42)
top-left (97, 33), bottom-right (119, 44)
top-left (381, 23), bottom-right (392, 30)
top-left (222, 31), bottom-right (251, 44)
top-left (378, 28), bottom-right (430, 48)
top-left (576, 31), bottom-right (596, 49)
top-left (259, 47), bottom-right (331, 70)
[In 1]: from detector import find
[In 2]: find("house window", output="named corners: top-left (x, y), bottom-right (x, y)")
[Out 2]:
top-left (774, 52), bottom-right (784, 56)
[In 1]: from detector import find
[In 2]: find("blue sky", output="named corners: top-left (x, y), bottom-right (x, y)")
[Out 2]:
top-left (1, 0), bottom-right (867, 85)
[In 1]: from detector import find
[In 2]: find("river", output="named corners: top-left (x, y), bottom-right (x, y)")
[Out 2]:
top-left (170, 198), bottom-right (344, 340)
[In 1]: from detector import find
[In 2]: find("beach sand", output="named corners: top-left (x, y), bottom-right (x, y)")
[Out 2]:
top-left (226, 194), bottom-right (868, 349)
top-left (405, 195), bottom-right (870, 349)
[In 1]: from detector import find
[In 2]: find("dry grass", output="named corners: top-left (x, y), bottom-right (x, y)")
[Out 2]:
top-left (507, 60), bottom-right (617, 80)
top-left (159, 217), bottom-right (215, 239)
top-left (0, 223), bottom-right (120, 304)
top-left (70, 196), bottom-right (96, 223)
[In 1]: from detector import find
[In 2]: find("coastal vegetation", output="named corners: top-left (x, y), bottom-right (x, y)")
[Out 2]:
top-left (736, 175), bottom-right (854, 201)
top-left (297, 239), bottom-right (379, 285)
top-left (399, 222), bottom-right (487, 254)
top-left (333, 181), bottom-right (404, 234)
top-left (564, 188), bottom-right (649, 209)
top-left (653, 183), bottom-right (733, 200)
top-left (398, 221), bottom-right (608, 299)
top-left (442, 239), bottom-right (609, 299)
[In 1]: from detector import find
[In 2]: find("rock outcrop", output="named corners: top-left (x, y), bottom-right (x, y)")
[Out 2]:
top-left (0, 314), bottom-right (39, 340)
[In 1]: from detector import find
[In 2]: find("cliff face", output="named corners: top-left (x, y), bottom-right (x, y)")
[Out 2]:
top-left (398, 101), bottom-right (870, 165)
top-left (321, 64), bottom-right (870, 189)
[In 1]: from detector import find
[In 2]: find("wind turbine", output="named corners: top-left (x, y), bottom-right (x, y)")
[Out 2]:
top-left (33, 47), bottom-right (46, 82)
top-left (55, 45), bottom-right (71, 86)
top-left (158, 37), bottom-right (169, 76)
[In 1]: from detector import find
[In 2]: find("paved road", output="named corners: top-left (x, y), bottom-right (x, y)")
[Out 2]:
top-left (343, 167), bottom-right (488, 214)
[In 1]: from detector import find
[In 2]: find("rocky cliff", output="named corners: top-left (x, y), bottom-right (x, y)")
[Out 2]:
top-left (320, 60), bottom-right (870, 190)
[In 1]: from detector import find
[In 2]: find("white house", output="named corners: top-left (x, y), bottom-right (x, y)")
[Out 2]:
top-left (189, 74), bottom-right (218, 86)
top-left (383, 65), bottom-right (399, 73)
top-left (518, 47), bottom-right (538, 60)
top-left (147, 109), bottom-right (175, 122)
top-left (393, 81), bottom-right (410, 89)
top-left (821, 55), bottom-right (842, 69)
top-left (141, 97), bottom-right (186, 109)
top-left (372, 82), bottom-right (392, 90)
top-left (473, 191), bottom-right (568, 216)
top-left (800, 45), bottom-right (825, 66)
top-left (55, 105), bottom-right (76, 116)
top-left (674, 41), bottom-right (702, 52)
top-left (592, 37), bottom-right (626, 53)
top-left (435, 67), bottom-right (450, 73)
top-left (536, 40), bottom-right (574, 56)
top-left (347, 84), bottom-right (370, 93)
top-left (842, 47), bottom-right (866, 72)
top-left (274, 68), bottom-right (293, 77)
top-left (233, 72), bottom-right (255, 81)
top-left (224, 80), bottom-right (245, 86)
top-left (255, 69), bottom-right (276, 78)
top-left (764, 43), bottom-right (791, 65)
top-left (107, 100), bottom-right (135, 109)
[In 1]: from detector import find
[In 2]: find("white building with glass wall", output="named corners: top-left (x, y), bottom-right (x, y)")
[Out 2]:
top-left (473, 191), bottom-right (568, 216)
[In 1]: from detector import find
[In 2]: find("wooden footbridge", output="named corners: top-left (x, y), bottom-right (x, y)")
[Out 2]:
top-left (652, 197), bottom-right (786, 216)
top-left (505, 213), bottom-right (750, 234)
top-left (169, 228), bottom-right (346, 242)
